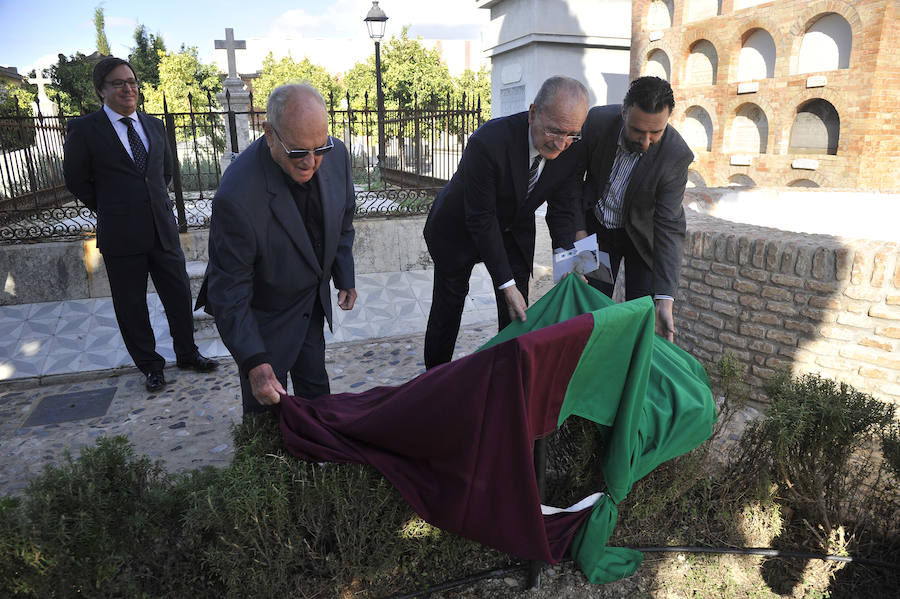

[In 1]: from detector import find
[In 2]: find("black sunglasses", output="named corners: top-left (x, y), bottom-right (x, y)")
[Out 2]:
top-left (272, 126), bottom-right (334, 159)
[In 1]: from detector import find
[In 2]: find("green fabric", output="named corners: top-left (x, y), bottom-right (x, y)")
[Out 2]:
top-left (478, 275), bottom-right (716, 584)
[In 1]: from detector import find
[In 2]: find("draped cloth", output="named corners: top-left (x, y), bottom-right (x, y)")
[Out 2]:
top-left (279, 275), bottom-right (716, 583)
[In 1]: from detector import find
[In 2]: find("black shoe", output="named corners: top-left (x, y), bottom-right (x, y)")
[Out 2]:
top-left (145, 370), bottom-right (166, 392)
top-left (176, 352), bottom-right (219, 372)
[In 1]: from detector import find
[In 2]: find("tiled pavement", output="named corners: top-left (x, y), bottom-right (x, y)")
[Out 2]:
top-left (0, 266), bottom-right (501, 497)
top-left (0, 265), bottom-right (497, 383)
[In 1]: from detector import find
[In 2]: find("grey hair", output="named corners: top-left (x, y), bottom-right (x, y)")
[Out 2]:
top-left (533, 76), bottom-right (588, 113)
top-left (266, 83), bottom-right (326, 131)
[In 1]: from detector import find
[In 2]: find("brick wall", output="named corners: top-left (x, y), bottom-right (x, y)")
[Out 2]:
top-left (630, 0), bottom-right (900, 191)
top-left (678, 207), bottom-right (900, 407)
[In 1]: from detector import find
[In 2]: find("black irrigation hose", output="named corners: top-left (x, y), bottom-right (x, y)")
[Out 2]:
top-left (380, 546), bottom-right (900, 599)
top-left (635, 545), bottom-right (900, 570)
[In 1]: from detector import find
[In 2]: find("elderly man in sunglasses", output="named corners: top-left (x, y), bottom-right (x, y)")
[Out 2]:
top-left (201, 83), bottom-right (357, 415)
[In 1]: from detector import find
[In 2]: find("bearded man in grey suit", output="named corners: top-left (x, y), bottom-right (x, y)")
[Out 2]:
top-left (64, 57), bottom-right (217, 393)
top-left (577, 76), bottom-right (693, 342)
top-left (202, 83), bottom-right (357, 415)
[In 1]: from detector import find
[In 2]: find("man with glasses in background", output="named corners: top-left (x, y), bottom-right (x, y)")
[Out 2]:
top-left (423, 76), bottom-right (589, 368)
top-left (64, 57), bottom-right (218, 393)
top-left (200, 83), bottom-right (356, 415)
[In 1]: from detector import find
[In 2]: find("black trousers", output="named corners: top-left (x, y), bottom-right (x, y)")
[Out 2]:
top-left (424, 262), bottom-right (529, 369)
top-left (240, 298), bottom-right (329, 415)
top-left (103, 233), bottom-right (197, 374)
top-left (584, 210), bottom-right (653, 301)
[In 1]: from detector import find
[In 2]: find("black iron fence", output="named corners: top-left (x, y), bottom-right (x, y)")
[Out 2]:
top-left (0, 91), bottom-right (483, 243)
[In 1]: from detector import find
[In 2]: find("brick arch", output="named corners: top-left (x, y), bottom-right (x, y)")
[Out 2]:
top-left (682, 37), bottom-right (720, 86)
top-left (785, 170), bottom-right (831, 188)
top-left (673, 102), bottom-right (719, 153)
top-left (722, 96), bottom-right (778, 154)
top-left (780, 87), bottom-right (849, 154)
top-left (740, 16), bottom-right (790, 78)
top-left (787, 2), bottom-right (862, 74)
top-left (633, 39), bottom-right (678, 83)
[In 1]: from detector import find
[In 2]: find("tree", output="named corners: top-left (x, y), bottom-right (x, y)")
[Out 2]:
top-left (253, 53), bottom-right (344, 110)
top-left (345, 26), bottom-right (453, 111)
top-left (0, 81), bottom-right (36, 117)
top-left (94, 5), bottom-right (110, 56)
top-left (454, 65), bottom-right (491, 121)
top-left (140, 45), bottom-right (221, 114)
top-left (48, 52), bottom-right (105, 114)
top-left (129, 24), bottom-right (166, 87)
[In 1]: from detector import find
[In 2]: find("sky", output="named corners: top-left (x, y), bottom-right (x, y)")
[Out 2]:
top-left (0, 0), bottom-right (490, 77)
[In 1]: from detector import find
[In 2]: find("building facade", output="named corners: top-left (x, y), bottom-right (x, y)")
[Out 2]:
top-left (632, 0), bottom-right (900, 190)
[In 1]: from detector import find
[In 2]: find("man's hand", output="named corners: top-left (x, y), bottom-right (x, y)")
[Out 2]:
top-left (575, 229), bottom-right (588, 241)
top-left (248, 363), bottom-right (286, 406)
top-left (654, 298), bottom-right (675, 342)
top-left (337, 288), bottom-right (357, 310)
top-left (503, 285), bottom-right (528, 323)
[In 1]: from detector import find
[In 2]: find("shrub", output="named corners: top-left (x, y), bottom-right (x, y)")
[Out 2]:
top-left (740, 371), bottom-right (896, 544)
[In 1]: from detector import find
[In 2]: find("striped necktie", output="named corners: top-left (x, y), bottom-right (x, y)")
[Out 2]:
top-left (120, 117), bottom-right (148, 171)
top-left (526, 154), bottom-right (543, 197)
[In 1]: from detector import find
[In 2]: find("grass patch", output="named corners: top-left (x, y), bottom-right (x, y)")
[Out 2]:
top-left (2, 365), bottom-right (898, 597)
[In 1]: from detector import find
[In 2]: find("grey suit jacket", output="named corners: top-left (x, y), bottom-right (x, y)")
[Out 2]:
top-left (204, 136), bottom-right (356, 376)
top-left (580, 104), bottom-right (692, 297)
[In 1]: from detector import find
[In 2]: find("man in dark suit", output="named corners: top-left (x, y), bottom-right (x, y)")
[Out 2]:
top-left (63, 57), bottom-right (217, 392)
top-left (423, 76), bottom-right (589, 368)
top-left (577, 76), bottom-right (693, 342)
top-left (202, 83), bottom-right (356, 415)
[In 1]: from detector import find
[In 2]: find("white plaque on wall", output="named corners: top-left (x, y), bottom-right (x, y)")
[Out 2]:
top-left (792, 158), bottom-right (819, 170)
top-left (501, 64), bottom-right (523, 85)
top-left (730, 155), bottom-right (753, 166)
top-left (806, 75), bottom-right (827, 88)
top-left (649, 30), bottom-right (663, 42)
top-left (737, 82), bottom-right (759, 94)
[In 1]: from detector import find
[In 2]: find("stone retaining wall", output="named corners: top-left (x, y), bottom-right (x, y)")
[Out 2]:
top-left (679, 211), bottom-right (900, 407)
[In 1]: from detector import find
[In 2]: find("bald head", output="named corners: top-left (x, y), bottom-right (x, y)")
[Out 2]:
top-left (264, 83), bottom-right (330, 184)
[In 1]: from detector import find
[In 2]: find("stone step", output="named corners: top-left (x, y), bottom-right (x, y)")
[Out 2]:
top-left (186, 260), bottom-right (207, 297)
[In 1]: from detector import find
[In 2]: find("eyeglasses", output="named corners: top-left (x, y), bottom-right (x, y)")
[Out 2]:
top-left (272, 126), bottom-right (334, 159)
top-left (105, 78), bottom-right (139, 89)
top-left (544, 128), bottom-right (582, 143)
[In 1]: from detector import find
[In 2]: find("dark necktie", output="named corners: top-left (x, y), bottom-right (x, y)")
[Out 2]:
top-left (120, 117), bottom-right (148, 171)
top-left (526, 154), bottom-right (543, 197)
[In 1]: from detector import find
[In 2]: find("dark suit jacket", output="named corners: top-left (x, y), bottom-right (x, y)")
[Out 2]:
top-left (423, 111), bottom-right (581, 288)
top-left (204, 136), bottom-right (356, 376)
top-left (579, 105), bottom-right (692, 297)
top-left (63, 109), bottom-right (179, 256)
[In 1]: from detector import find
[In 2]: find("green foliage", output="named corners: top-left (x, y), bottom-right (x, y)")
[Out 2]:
top-left (454, 65), bottom-right (491, 120)
top-left (129, 24), bottom-right (166, 87)
top-left (177, 153), bottom-right (220, 192)
top-left (93, 5), bottom-right (110, 56)
top-left (140, 45), bottom-right (221, 114)
top-left (345, 26), bottom-right (453, 111)
top-left (253, 53), bottom-right (344, 112)
top-left (0, 81), bottom-right (35, 117)
top-left (882, 422), bottom-right (900, 481)
top-left (741, 371), bottom-right (896, 542)
top-left (48, 52), bottom-right (103, 114)
top-left (0, 420), bottom-right (508, 598)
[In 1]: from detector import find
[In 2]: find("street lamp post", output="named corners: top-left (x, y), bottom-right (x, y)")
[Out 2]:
top-left (364, 1), bottom-right (388, 171)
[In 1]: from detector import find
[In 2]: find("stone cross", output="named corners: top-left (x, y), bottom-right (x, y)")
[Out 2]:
top-left (27, 74), bottom-right (58, 116)
top-left (27, 75), bottom-right (52, 101)
top-left (214, 28), bottom-right (246, 80)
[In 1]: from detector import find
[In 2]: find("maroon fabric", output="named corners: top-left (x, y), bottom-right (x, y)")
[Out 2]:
top-left (279, 313), bottom-right (596, 562)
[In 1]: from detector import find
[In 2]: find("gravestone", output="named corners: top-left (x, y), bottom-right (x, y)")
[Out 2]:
top-left (27, 74), bottom-right (58, 117)
top-left (215, 28), bottom-right (251, 170)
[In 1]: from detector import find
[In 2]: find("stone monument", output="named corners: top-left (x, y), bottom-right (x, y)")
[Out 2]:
top-left (214, 28), bottom-right (251, 170)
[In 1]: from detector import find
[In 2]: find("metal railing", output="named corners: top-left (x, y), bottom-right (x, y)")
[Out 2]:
top-left (0, 91), bottom-right (483, 243)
